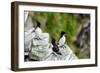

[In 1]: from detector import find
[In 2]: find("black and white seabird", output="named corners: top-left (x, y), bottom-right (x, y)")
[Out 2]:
top-left (51, 37), bottom-right (62, 55)
top-left (33, 21), bottom-right (42, 40)
top-left (32, 21), bottom-right (42, 33)
top-left (58, 31), bottom-right (66, 47)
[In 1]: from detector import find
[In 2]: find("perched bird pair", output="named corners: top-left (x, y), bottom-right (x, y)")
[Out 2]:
top-left (51, 31), bottom-right (66, 55)
top-left (33, 21), bottom-right (66, 55)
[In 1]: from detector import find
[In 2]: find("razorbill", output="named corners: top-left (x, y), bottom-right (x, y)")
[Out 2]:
top-left (51, 37), bottom-right (62, 55)
top-left (33, 21), bottom-right (42, 40)
top-left (58, 31), bottom-right (66, 47)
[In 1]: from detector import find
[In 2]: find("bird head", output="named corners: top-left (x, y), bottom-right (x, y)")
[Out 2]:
top-left (61, 31), bottom-right (65, 36)
top-left (37, 21), bottom-right (41, 28)
top-left (51, 37), bottom-right (56, 45)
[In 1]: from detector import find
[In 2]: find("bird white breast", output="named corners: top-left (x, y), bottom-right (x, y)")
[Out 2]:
top-left (58, 35), bottom-right (66, 46)
top-left (35, 27), bottom-right (42, 35)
